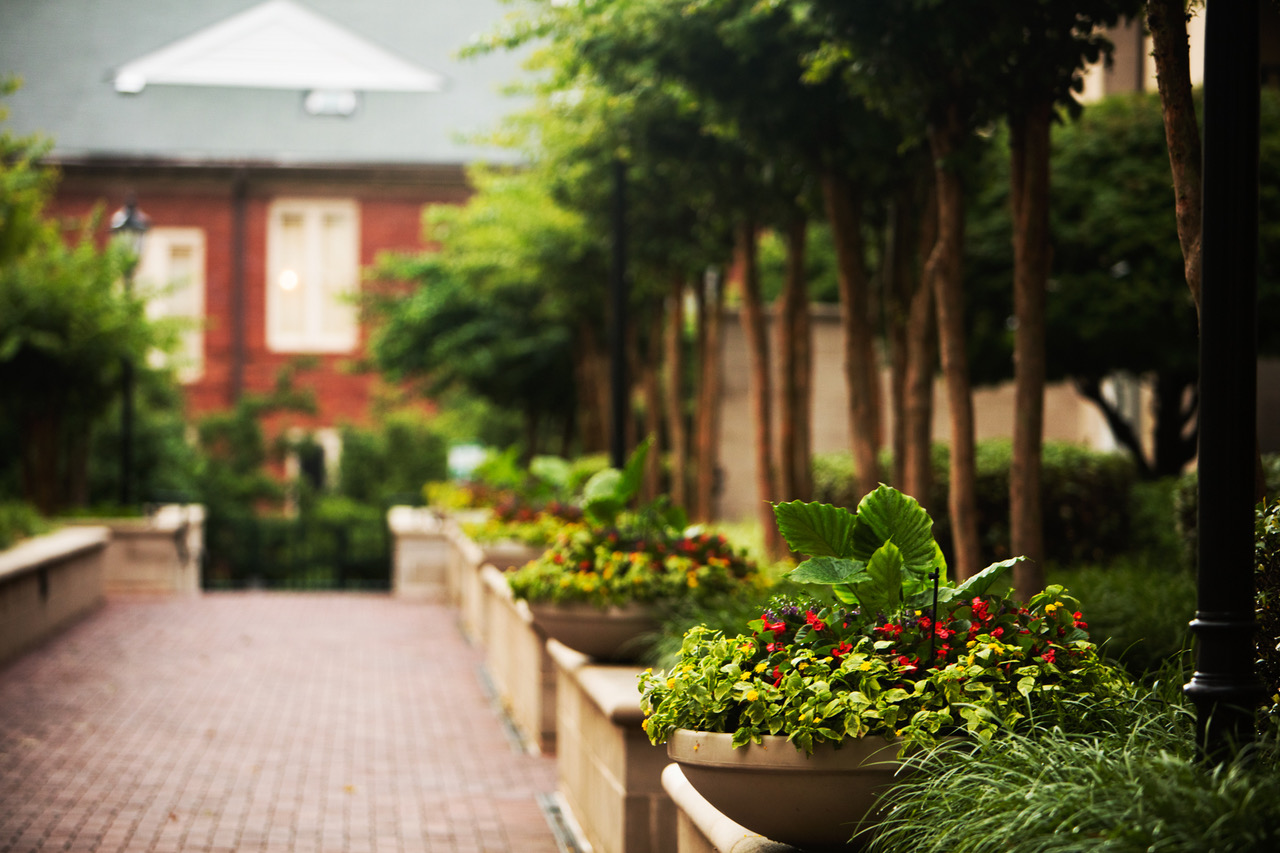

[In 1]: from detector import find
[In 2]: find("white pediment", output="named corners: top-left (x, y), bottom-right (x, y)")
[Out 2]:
top-left (114, 0), bottom-right (443, 94)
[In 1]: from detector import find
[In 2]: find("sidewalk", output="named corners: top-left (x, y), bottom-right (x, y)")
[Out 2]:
top-left (0, 593), bottom-right (563, 853)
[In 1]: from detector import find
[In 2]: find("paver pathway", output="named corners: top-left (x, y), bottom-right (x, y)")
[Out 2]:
top-left (0, 593), bottom-right (562, 853)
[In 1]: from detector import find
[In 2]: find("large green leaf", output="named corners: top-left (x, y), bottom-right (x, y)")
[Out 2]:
top-left (772, 500), bottom-right (857, 558)
top-left (787, 556), bottom-right (867, 585)
top-left (581, 437), bottom-right (652, 525)
top-left (529, 455), bottom-right (572, 492)
top-left (850, 485), bottom-right (943, 574)
top-left (848, 541), bottom-right (904, 616)
top-left (582, 468), bottom-right (624, 524)
top-left (955, 558), bottom-right (1022, 599)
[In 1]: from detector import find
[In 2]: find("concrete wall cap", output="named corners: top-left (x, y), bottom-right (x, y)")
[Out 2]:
top-left (660, 764), bottom-right (802, 853)
top-left (387, 505), bottom-right (443, 534)
top-left (548, 637), bottom-right (648, 726)
top-left (0, 527), bottom-right (110, 582)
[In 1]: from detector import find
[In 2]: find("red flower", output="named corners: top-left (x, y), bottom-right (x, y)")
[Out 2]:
top-left (1073, 612), bottom-right (1089, 629)
top-left (804, 610), bottom-right (826, 632)
top-left (772, 666), bottom-right (783, 687)
top-left (766, 641), bottom-right (784, 653)
top-left (1040, 648), bottom-right (1057, 664)
top-left (918, 616), bottom-right (933, 631)
top-left (761, 617), bottom-right (787, 637)
top-left (896, 655), bottom-right (920, 674)
top-left (831, 641), bottom-right (854, 660)
top-left (990, 627), bottom-right (1004, 638)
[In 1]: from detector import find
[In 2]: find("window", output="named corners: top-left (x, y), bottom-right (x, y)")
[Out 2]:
top-left (266, 198), bottom-right (360, 352)
top-left (136, 227), bottom-right (206, 382)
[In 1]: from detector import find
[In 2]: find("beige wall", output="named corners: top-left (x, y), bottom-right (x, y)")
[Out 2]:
top-left (712, 307), bottom-right (1185, 522)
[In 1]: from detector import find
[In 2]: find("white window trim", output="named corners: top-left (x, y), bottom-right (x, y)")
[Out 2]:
top-left (266, 197), bottom-right (361, 354)
top-left (136, 227), bottom-right (206, 383)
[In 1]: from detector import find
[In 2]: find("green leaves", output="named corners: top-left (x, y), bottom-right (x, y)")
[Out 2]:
top-left (773, 499), bottom-right (857, 557)
top-left (776, 485), bottom-right (945, 615)
top-left (582, 436), bottom-right (651, 525)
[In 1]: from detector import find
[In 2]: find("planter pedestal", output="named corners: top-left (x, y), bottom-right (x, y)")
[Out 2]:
top-left (478, 565), bottom-right (556, 753)
top-left (668, 730), bottom-right (904, 852)
top-left (547, 639), bottom-right (676, 853)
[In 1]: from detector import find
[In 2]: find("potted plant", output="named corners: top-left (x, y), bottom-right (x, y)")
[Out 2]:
top-left (507, 440), bottom-right (764, 661)
top-left (639, 485), bottom-right (1132, 850)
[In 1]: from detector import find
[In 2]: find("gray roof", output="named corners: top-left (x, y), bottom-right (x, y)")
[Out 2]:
top-left (0, 0), bottom-right (532, 168)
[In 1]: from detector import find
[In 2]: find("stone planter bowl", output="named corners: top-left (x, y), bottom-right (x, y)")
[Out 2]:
top-left (668, 729), bottom-right (906, 851)
top-left (527, 601), bottom-right (659, 662)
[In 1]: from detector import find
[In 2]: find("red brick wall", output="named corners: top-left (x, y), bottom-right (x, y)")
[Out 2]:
top-left (48, 167), bottom-right (470, 432)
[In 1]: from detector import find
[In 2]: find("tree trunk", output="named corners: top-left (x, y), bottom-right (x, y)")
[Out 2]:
top-left (928, 115), bottom-right (981, 581)
top-left (777, 215), bottom-right (813, 502)
top-left (1152, 371), bottom-right (1199, 478)
top-left (904, 179), bottom-right (938, 509)
top-left (665, 274), bottom-right (690, 511)
top-left (641, 300), bottom-right (665, 502)
top-left (884, 191), bottom-right (914, 490)
top-left (1009, 100), bottom-right (1052, 600)
top-left (1148, 0), bottom-right (1204, 314)
top-left (576, 321), bottom-right (610, 454)
top-left (737, 220), bottom-right (782, 556)
top-left (694, 269), bottom-right (725, 522)
top-left (822, 169), bottom-right (883, 500)
top-left (21, 405), bottom-right (63, 515)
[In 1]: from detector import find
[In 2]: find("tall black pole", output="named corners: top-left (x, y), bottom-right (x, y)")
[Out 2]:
top-left (1184, 0), bottom-right (1267, 762)
top-left (111, 196), bottom-right (148, 509)
top-left (610, 159), bottom-right (628, 470)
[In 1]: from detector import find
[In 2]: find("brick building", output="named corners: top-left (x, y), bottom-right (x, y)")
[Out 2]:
top-left (1, 0), bottom-right (526, 451)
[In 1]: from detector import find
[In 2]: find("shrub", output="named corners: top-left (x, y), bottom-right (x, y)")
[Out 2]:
top-left (0, 501), bottom-right (48, 550)
top-left (1172, 452), bottom-right (1280, 569)
top-left (1050, 557), bottom-right (1196, 678)
top-left (338, 410), bottom-right (448, 506)
top-left (1258, 500), bottom-right (1280, 728)
top-left (813, 440), bottom-right (1139, 568)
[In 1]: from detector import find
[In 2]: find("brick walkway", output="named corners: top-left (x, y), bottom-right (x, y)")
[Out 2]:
top-left (0, 594), bottom-right (562, 853)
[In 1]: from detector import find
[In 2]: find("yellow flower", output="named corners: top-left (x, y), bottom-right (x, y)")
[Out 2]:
top-left (754, 662), bottom-right (768, 673)
top-left (967, 640), bottom-right (977, 648)
top-left (739, 672), bottom-right (751, 681)
top-left (746, 690), bottom-right (759, 701)
top-left (667, 677), bottom-right (677, 689)
top-left (859, 661), bottom-right (873, 672)
top-left (681, 664), bottom-right (694, 674)
top-left (967, 654), bottom-right (976, 667)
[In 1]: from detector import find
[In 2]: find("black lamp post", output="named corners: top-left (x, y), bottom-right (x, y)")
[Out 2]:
top-left (110, 196), bottom-right (150, 509)
top-left (1184, 0), bottom-right (1268, 762)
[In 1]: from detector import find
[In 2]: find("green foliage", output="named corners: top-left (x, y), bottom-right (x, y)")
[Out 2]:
top-left (0, 500), bottom-right (48, 550)
top-left (1256, 500), bottom-right (1280, 729)
top-left (641, 484), bottom-right (1133, 754)
top-left (191, 368), bottom-right (315, 519)
top-left (1172, 453), bottom-right (1280, 569)
top-left (640, 586), bottom-right (1130, 755)
top-left (871, 701), bottom-right (1280, 853)
top-left (508, 525), bottom-right (762, 609)
top-left (1051, 558), bottom-right (1196, 679)
top-left (336, 410), bottom-right (448, 507)
top-left (812, 440), bottom-right (1139, 569)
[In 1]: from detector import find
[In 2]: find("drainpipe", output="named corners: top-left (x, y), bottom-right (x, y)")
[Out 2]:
top-left (230, 169), bottom-right (247, 403)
